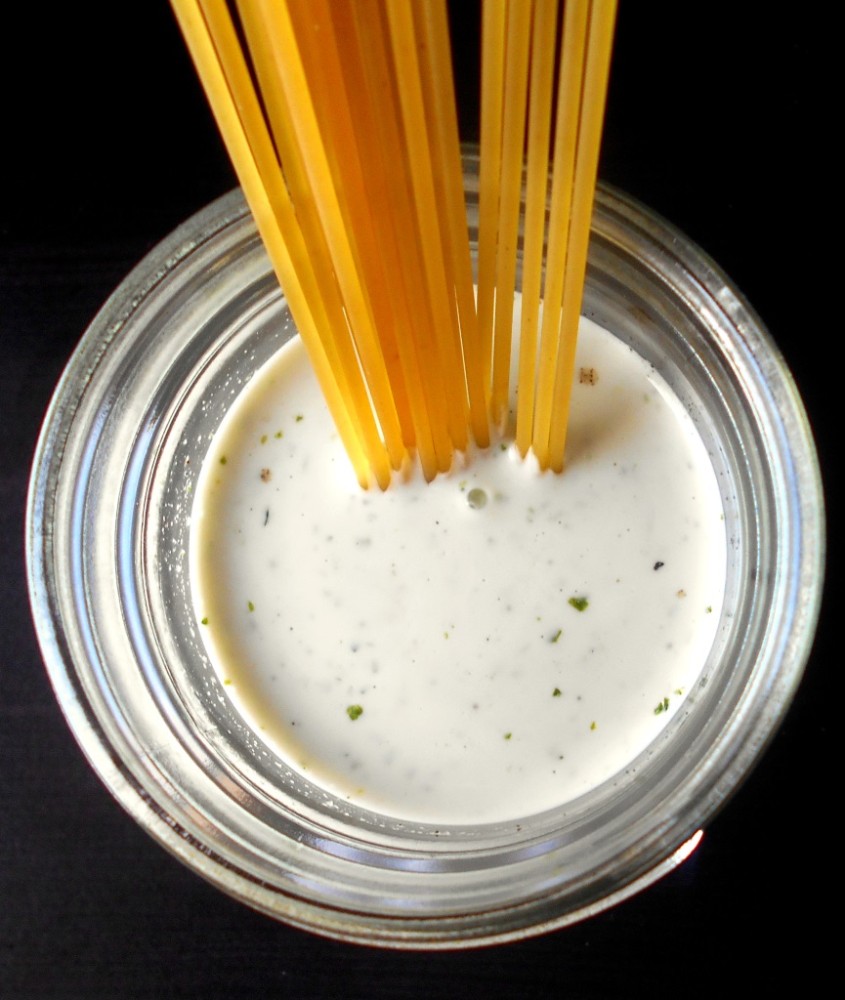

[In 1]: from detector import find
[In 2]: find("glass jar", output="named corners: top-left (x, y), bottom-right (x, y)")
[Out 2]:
top-left (26, 151), bottom-right (823, 947)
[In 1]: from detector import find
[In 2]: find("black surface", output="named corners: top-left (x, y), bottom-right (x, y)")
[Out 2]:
top-left (2, 4), bottom-right (834, 998)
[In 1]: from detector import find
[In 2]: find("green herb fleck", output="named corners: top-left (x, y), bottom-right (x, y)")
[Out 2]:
top-left (295, 414), bottom-right (304, 422)
top-left (247, 600), bottom-right (255, 612)
top-left (654, 697), bottom-right (670, 715)
top-left (346, 704), bottom-right (363, 721)
top-left (568, 596), bottom-right (589, 612)
top-left (552, 687), bottom-right (562, 698)
top-left (467, 487), bottom-right (487, 510)
top-left (674, 688), bottom-right (684, 696)
top-left (219, 455), bottom-right (227, 466)
top-left (223, 678), bottom-right (232, 686)
top-left (201, 617), bottom-right (209, 626)
top-left (274, 430), bottom-right (283, 439)
top-left (706, 605), bottom-right (713, 614)
top-left (590, 720), bottom-right (597, 731)
top-left (550, 628), bottom-right (562, 643)
top-left (260, 434), bottom-right (268, 444)
top-left (504, 732), bottom-right (512, 740)
top-left (500, 442), bottom-right (508, 451)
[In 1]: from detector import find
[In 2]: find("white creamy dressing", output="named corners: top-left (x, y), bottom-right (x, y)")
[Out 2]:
top-left (190, 316), bottom-right (726, 824)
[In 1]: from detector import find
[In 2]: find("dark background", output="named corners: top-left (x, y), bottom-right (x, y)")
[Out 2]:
top-left (1, 3), bottom-right (833, 997)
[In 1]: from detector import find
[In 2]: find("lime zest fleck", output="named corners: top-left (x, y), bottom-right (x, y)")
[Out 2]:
top-left (590, 720), bottom-right (597, 731)
top-left (247, 600), bottom-right (255, 612)
top-left (200, 617), bottom-right (209, 626)
top-left (346, 704), bottom-right (363, 721)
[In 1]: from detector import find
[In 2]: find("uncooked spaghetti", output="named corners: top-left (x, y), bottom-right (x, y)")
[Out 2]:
top-left (171, 0), bottom-right (617, 486)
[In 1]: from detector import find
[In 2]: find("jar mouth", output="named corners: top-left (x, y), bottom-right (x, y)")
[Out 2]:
top-left (26, 154), bottom-right (824, 947)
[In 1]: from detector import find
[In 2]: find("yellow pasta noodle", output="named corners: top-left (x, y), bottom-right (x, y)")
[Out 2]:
top-left (171, 0), bottom-right (617, 484)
